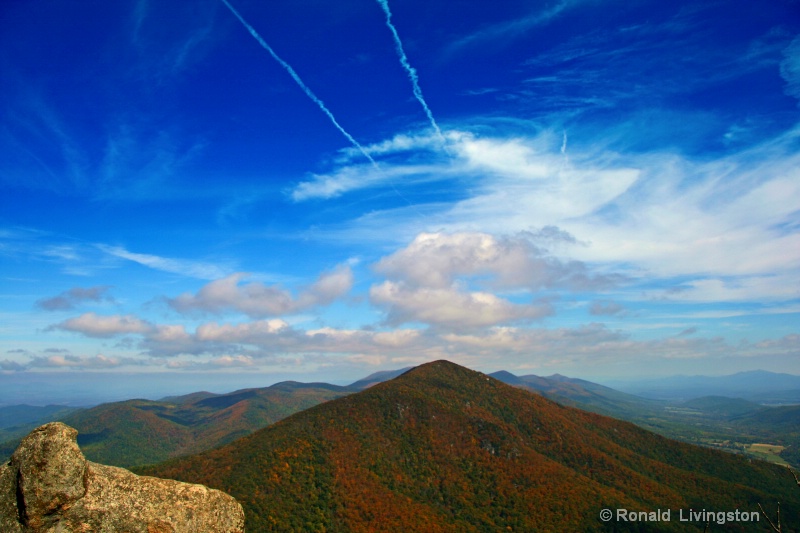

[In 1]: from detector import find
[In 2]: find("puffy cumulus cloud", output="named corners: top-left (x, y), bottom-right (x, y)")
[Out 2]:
top-left (303, 264), bottom-right (355, 306)
top-left (302, 327), bottom-right (426, 354)
top-left (374, 231), bottom-right (619, 291)
top-left (368, 231), bottom-right (621, 330)
top-left (370, 281), bottom-right (552, 329)
top-left (36, 286), bottom-right (114, 311)
top-left (51, 313), bottom-right (153, 338)
top-left (195, 319), bottom-right (290, 343)
top-left (372, 328), bottom-right (422, 347)
top-left (149, 324), bottom-right (192, 343)
top-left (168, 273), bottom-right (293, 316)
top-left (167, 265), bottom-right (353, 317)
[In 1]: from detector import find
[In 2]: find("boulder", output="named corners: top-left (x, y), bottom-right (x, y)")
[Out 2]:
top-left (0, 422), bottom-right (245, 532)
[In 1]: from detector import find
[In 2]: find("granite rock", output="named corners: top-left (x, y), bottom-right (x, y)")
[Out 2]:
top-left (0, 422), bottom-right (245, 532)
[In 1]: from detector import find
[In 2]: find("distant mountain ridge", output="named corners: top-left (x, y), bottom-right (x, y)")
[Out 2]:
top-left (0, 405), bottom-right (82, 446)
top-left (606, 370), bottom-right (800, 402)
top-left (3, 365), bottom-right (797, 469)
top-left (0, 381), bottom-right (351, 467)
top-left (348, 367), bottom-right (414, 390)
top-left (141, 360), bottom-right (800, 531)
top-left (489, 370), bottom-right (665, 419)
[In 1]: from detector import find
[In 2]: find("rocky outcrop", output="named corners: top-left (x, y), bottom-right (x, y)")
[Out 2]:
top-left (0, 422), bottom-right (245, 532)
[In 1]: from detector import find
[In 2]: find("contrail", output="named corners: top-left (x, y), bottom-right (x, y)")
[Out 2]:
top-left (220, 0), bottom-right (377, 167)
top-left (375, 0), bottom-right (445, 144)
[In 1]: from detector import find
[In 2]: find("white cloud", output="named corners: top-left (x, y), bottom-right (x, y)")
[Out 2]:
top-left (300, 264), bottom-right (354, 306)
top-left (370, 281), bottom-right (551, 329)
top-left (98, 244), bottom-right (230, 280)
top-left (374, 231), bottom-right (618, 291)
top-left (653, 274), bottom-right (800, 303)
top-left (367, 231), bottom-right (621, 330)
top-left (196, 319), bottom-right (290, 343)
top-left (372, 328), bottom-right (421, 347)
top-left (27, 353), bottom-right (127, 369)
top-left (291, 164), bottom-right (442, 201)
top-left (36, 286), bottom-right (114, 311)
top-left (52, 313), bottom-right (152, 338)
top-left (302, 125), bottom-right (800, 305)
top-left (149, 324), bottom-right (190, 342)
top-left (35, 306), bottom-right (800, 377)
top-left (168, 265), bottom-right (353, 318)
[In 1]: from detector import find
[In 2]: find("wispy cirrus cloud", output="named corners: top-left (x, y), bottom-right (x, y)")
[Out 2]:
top-left (2, 88), bottom-right (88, 193)
top-left (781, 35), bottom-right (800, 103)
top-left (98, 244), bottom-right (232, 280)
top-left (443, 0), bottom-right (585, 58)
top-left (128, 0), bottom-right (219, 80)
top-left (294, 122), bottom-right (800, 306)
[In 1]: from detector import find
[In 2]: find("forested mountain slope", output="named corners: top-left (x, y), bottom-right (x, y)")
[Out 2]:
top-left (143, 360), bottom-right (800, 532)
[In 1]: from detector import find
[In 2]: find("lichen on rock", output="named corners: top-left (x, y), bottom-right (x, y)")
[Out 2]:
top-left (0, 422), bottom-right (245, 532)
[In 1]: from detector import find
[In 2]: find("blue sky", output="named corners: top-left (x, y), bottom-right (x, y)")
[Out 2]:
top-left (1, 0), bottom-right (799, 401)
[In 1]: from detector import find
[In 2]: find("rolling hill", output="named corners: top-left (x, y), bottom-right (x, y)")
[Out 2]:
top-left (0, 404), bottom-right (82, 444)
top-left (489, 370), bottom-right (666, 419)
top-left (1, 381), bottom-right (352, 468)
top-left (142, 360), bottom-right (800, 531)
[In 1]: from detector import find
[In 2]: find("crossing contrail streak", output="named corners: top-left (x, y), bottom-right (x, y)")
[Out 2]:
top-left (220, 0), bottom-right (377, 167)
top-left (376, 0), bottom-right (445, 145)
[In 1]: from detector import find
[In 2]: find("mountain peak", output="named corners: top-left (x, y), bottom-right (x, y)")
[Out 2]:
top-left (394, 359), bottom-right (484, 382)
top-left (142, 360), bottom-right (800, 531)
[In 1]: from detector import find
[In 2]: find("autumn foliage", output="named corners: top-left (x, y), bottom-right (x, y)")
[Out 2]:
top-left (142, 361), bottom-right (800, 532)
